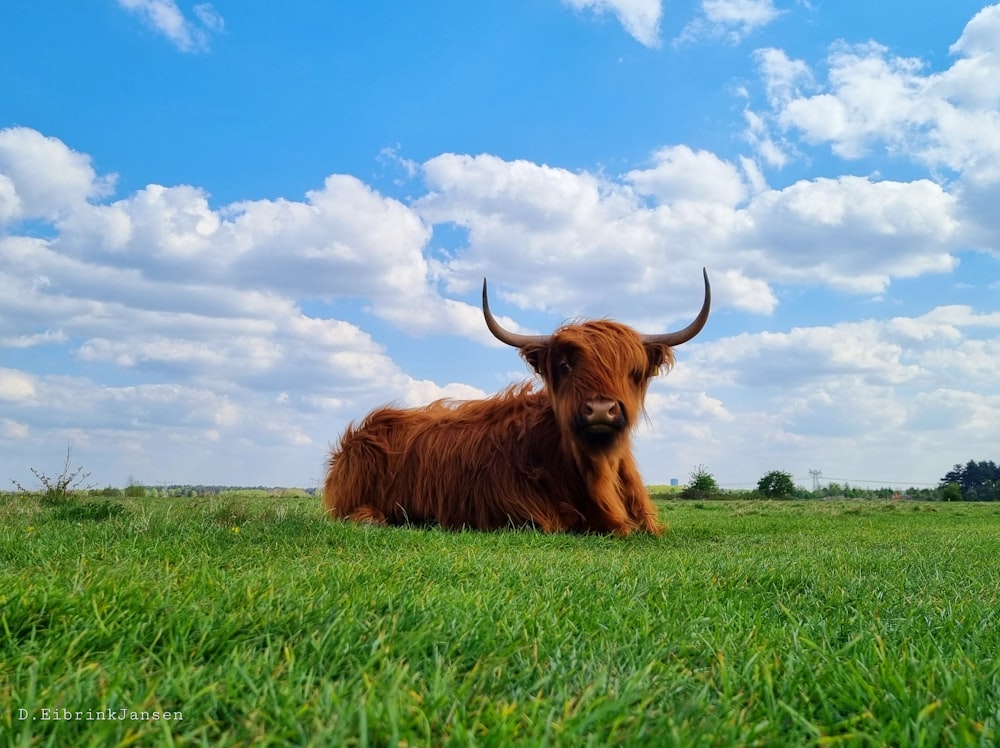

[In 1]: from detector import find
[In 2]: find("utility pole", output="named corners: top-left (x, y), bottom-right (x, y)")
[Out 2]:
top-left (809, 469), bottom-right (823, 492)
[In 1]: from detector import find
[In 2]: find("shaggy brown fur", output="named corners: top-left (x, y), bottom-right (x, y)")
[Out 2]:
top-left (324, 319), bottom-right (679, 536)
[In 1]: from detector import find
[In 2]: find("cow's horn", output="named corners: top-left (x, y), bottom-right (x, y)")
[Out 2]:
top-left (641, 268), bottom-right (711, 347)
top-left (482, 278), bottom-right (549, 349)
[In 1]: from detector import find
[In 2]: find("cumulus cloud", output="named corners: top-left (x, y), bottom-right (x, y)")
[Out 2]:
top-left (2, 418), bottom-right (29, 439)
top-left (562, 0), bottom-right (662, 47)
top-left (749, 5), bottom-right (1000, 187)
top-left (744, 176), bottom-right (960, 293)
top-left (626, 145), bottom-right (749, 206)
top-left (0, 130), bottom-right (491, 485)
top-left (638, 305), bottom-right (1000, 485)
top-left (415, 149), bottom-right (967, 322)
top-left (2, 119), bottom-right (997, 486)
top-left (3, 129), bottom-right (979, 347)
top-left (0, 368), bottom-right (36, 402)
top-left (0, 127), bottom-right (115, 223)
top-left (678, 0), bottom-right (782, 44)
top-left (417, 151), bottom-right (759, 323)
top-left (117, 0), bottom-right (223, 52)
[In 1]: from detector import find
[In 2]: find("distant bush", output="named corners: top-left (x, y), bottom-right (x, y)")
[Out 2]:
top-left (680, 464), bottom-right (720, 500)
top-left (11, 447), bottom-right (126, 521)
top-left (757, 470), bottom-right (796, 498)
top-left (11, 447), bottom-right (95, 507)
top-left (941, 482), bottom-right (962, 502)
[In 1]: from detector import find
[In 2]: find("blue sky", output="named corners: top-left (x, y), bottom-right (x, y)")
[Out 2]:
top-left (2, 0), bottom-right (998, 490)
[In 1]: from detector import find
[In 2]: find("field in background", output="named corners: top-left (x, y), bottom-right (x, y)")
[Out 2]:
top-left (2, 494), bottom-right (999, 746)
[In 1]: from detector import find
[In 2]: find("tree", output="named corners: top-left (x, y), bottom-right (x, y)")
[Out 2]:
top-left (681, 464), bottom-right (719, 500)
top-left (940, 460), bottom-right (1000, 501)
top-left (940, 482), bottom-right (962, 502)
top-left (757, 470), bottom-right (795, 498)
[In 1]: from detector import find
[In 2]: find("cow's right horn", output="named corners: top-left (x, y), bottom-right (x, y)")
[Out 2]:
top-left (482, 278), bottom-right (549, 349)
top-left (640, 268), bottom-right (711, 347)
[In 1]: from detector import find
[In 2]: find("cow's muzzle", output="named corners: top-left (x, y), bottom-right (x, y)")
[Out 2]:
top-left (574, 397), bottom-right (627, 447)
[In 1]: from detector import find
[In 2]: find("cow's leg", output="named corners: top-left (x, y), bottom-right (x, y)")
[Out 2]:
top-left (583, 458), bottom-right (633, 535)
top-left (345, 506), bottom-right (387, 525)
top-left (619, 459), bottom-right (663, 535)
top-left (529, 501), bottom-right (583, 533)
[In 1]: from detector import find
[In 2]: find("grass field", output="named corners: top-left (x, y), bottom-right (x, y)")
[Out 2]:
top-left (2, 493), bottom-right (999, 746)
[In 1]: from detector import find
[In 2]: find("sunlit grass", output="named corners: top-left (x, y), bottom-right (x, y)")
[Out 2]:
top-left (2, 494), bottom-right (999, 746)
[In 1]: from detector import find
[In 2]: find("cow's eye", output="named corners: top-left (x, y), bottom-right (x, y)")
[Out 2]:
top-left (558, 360), bottom-right (573, 377)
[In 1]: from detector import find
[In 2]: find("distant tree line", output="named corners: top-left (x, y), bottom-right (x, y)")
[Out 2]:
top-left (664, 460), bottom-right (1000, 501)
top-left (939, 460), bottom-right (1000, 501)
top-left (90, 485), bottom-right (316, 498)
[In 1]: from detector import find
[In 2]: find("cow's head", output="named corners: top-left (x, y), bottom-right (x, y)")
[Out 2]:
top-left (483, 269), bottom-right (711, 455)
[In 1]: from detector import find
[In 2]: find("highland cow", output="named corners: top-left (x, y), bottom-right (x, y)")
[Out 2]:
top-left (323, 269), bottom-right (710, 535)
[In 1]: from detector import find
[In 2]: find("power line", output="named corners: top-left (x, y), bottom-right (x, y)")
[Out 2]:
top-left (810, 476), bottom-right (940, 487)
top-left (714, 475), bottom-right (940, 489)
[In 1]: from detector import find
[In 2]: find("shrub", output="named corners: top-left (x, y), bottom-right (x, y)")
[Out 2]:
top-left (11, 447), bottom-right (126, 521)
top-left (757, 470), bottom-right (795, 498)
top-left (941, 482), bottom-right (962, 502)
top-left (680, 464), bottom-right (720, 500)
top-left (11, 447), bottom-right (94, 507)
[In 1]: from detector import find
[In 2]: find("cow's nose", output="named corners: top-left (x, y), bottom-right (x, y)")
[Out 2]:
top-left (583, 398), bottom-right (620, 425)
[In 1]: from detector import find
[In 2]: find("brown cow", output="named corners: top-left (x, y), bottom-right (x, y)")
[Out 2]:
top-left (323, 269), bottom-right (710, 535)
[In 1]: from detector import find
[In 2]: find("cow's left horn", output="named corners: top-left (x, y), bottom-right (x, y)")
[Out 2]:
top-left (641, 268), bottom-right (711, 347)
top-left (482, 278), bottom-right (549, 349)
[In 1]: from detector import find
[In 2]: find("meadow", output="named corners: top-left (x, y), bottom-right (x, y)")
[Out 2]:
top-left (1, 493), bottom-right (999, 746)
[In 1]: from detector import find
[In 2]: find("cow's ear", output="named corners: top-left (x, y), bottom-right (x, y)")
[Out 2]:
top-left (645, 343), bottom-right (675, 376)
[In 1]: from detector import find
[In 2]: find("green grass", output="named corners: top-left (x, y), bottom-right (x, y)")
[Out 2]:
top-left (2, 494), bottom-right (999, 746)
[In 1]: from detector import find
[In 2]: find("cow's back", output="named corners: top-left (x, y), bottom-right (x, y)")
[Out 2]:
top-left (323, 385), bottom-right (586, 531)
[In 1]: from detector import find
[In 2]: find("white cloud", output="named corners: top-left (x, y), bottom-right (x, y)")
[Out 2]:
top-left (562, 0), bottom-right (662, 47)
top-left (1, 418), bottom-right (29, 440)
top-left (417, 151), bottom-right (754, 324)
top-left (193, 3), bottom-right (224, 32)
top-left (743, 176), bottom-right (960, 292)
top-left (2, 120), bottom-right (996, 487)
top-left (52, 168), bottom-right (487, 336)
top-left (754, 48), bottom-right (815, 109)
top-left (0, 133), bottom-right (493, 467)
top-left (626, 145), bottom-right (748, 206)
top-left (416, 150), bottom-right (966, 323)
top-left (0, 368), bottom-right (36, 402)
top-left (0, 330), bottom-right (68, 348)
top-left (751, 6), bottom-right (1000, 186)
top-left (702, 0), bottom-right (781, 32)
top-left (678, 0), bottom-right (782, 44)
top-left (117, 0), bottom-right (223, 52)
top-left (637, 306), bottom-right (1000, 486)
top-left (0, 127), bottom-right (114, 223)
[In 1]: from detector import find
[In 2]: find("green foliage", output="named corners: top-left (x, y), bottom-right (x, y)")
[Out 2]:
top-left (680, 463), bottom-right (719, 499)
top-left (941, 460), bottom-right (1000, 501)
top-left (757, 469), bottom-right (796, 498)
top-left (2, 499), bottom-right (998, 746)
top-left (50, 499), bottom-right (127, 522)
top-left (941, 482), bottom-right (963, 502)
top-left (123, 483), bottom-right (146, 498)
